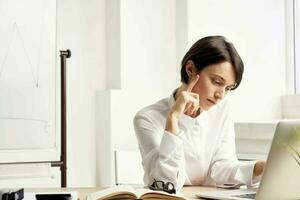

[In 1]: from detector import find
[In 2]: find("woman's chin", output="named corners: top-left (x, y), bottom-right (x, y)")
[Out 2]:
top-left (201, 104), bottom-right (214, 111)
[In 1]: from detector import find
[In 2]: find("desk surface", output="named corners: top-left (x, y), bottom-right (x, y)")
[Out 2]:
top-left (26, 186), bottom-right (224, 200)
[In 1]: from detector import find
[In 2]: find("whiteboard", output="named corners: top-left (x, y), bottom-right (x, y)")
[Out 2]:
top-left (0, 0), bottom-right (60, 162)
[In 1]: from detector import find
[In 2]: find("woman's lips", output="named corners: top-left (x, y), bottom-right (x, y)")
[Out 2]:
top-left (207, 98), bottom-right (216, 106)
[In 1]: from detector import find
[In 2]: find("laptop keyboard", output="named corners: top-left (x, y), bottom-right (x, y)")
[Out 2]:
top-left (233, 193), bottom-right (256, 199)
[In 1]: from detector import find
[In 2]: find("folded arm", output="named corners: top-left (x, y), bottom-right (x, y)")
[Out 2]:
top-left (134, 114), bottom-right (187, 191)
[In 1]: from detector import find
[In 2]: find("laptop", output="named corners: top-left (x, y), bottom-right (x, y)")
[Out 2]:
top-left (196, 120), bottom-right (300, 200)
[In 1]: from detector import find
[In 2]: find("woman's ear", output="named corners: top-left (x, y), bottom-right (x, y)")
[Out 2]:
top-left (185, 60), bottom-right (196, 78)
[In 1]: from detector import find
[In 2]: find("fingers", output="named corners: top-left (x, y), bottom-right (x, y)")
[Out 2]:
top-left (185, 103), bottom-right (199, 116)
top-left (182, 92), bottom-right (199, 116)
top-left (186, 74), bottom-right (199, 92)
top-left (184, 103), bottom-right (193, 115)
top-left (171, 83), bottom-right (200, 119)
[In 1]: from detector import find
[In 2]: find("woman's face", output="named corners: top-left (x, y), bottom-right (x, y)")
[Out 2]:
top-left (191, 61), bottom-right (236, 110)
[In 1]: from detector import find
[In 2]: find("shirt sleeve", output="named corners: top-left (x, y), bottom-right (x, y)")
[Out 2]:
top-left (133, 112), bottom-right (187, 191)
top-left (208, 102), bottom-right (261, 186)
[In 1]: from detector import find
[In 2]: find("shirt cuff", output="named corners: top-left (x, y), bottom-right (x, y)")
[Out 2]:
top-left (234, 161), bottom-right (257, 186)
top-left (159, 130), bottom-right (184, 158)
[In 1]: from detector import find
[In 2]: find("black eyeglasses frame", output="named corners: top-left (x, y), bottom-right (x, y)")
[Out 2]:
top-left (149, 179), bottom-right (176, 194)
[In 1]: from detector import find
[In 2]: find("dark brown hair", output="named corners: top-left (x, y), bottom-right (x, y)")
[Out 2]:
top-left (181, 36), bottom-right (244, 90)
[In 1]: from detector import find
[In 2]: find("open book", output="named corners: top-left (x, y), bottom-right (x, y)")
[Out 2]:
top-left (86, 185), bottom-right (186, 200)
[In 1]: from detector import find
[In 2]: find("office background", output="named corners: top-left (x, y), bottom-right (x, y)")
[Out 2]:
top-left (1, 0), bottom-right (299, 187)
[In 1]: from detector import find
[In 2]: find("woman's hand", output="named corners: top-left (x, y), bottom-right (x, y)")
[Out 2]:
top-left (253, 160), bottom-right (266, 178)
top-left (165, 75), bottom-right (200, 134)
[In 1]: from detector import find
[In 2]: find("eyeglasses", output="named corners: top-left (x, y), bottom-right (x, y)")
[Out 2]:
top-left (149, 179), bottom-right (176, 194)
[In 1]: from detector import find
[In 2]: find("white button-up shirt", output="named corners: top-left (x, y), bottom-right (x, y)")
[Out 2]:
top-left (134, 92), bottom-right (260, 190)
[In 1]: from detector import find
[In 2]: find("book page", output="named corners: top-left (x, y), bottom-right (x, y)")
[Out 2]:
top-left (87, 185), bottom-right (137, 200)
top-left (135, 188), bottom-right (186, 200)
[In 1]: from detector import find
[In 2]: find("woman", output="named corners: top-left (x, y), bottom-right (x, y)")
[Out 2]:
top-left (134, 36), bottom-right (265, 191)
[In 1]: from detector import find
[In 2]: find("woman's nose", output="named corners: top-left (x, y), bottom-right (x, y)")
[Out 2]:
top-left (214, 89), bottom-right (225, 100)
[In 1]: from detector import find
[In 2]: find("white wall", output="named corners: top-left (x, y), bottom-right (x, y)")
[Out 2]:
top-left (57, 0), bottom-right (181, 187)
top-left (119, 0), bottom-right (178, 146)
top-left (57, 0), bottom-right (106, 186)
top-left (96, 0), bottom-right (180, 186)
top-left (188, 0), bottom-right (286, 121)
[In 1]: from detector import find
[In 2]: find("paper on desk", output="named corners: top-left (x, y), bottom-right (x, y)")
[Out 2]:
top-left (24, 191), bottom-right (78, 200)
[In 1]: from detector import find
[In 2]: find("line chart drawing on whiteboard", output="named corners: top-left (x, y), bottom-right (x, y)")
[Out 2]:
top-left (0, 22), bottom-right (41, 87)
top-left (0, 0), bottom-right (58, 151)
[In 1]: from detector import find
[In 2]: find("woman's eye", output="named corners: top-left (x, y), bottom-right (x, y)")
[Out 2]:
top-left (212, 79), bottom-right (221, 85)
top-left (225, 86), bottom-right (234, 92)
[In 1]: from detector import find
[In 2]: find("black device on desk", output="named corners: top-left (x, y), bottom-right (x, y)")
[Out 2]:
top-left (1, 188), bottom-right (24, 200)
top-left (35, 194), bottom-right (72, 200)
